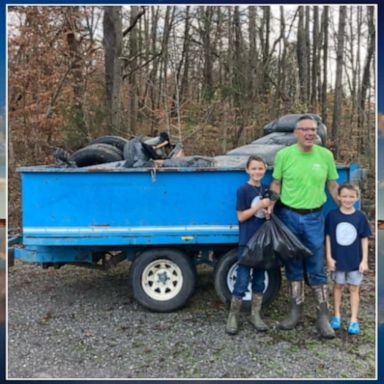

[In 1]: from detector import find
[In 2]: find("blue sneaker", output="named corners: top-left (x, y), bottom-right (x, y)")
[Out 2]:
top-left (330, 316), bottom-right (341, 330)
top-left (347, 322), bottom-right (360, 335)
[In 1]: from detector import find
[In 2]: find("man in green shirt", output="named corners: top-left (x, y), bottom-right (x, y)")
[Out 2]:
top-left (270, 114), bottom-right (338, 338)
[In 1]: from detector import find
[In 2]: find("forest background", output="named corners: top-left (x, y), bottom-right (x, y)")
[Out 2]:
top-left (7, 5), bottom-right (376, 228)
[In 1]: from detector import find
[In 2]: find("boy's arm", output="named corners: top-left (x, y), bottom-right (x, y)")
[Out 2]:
top-left (359, 237), bottom-right (369, 272)
top-left (325, 235), bottom-right (336, 271)
top-left (237, 198), bottom-right (271, 223)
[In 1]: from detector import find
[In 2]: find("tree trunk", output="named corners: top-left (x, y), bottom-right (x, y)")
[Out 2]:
top-left (277, 6), bottom-right (288, 114)
top-left (248, 6), bottom-right (258, 102)
top-left (200, 6), bottom-right (215, 100)
top-left (260, 6), bottom-right (271, 100)
top-left (103, 6), bottom-right (122, 133)
top-left (128, 6), bottom-right (139, 134)
top-left (358, 6), bottom-right (375, 152)
top-left (173, 6), bottom-right (191, 111)
top-left (321, 6), bottom-right (329, 126)
top-left (311, 6), bottom-right (319, 110)
top-left (147, 6), bottom-right (159, 133)
top-left (331, 5), bottom-right (347, 151)
top-left (64, 6), bottom-right (89, 139)
top-left (305, 6), bottom-right (311, 104)
top-left (157, 6), bottom-right (174, 112)
top-left (297, 6), bottom-right (308, 106)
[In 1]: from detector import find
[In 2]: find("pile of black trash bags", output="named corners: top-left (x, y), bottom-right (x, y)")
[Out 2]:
top-left (54, 113), bottom-right (327, 169)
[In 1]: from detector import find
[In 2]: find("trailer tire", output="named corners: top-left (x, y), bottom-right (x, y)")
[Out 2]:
top-left (69, 143), bottom-right (123, 167)
top-left (214, 248), bottom-right (281, 308)
top-left (89, 135), bottom-right (128, 152)
top-left (129, 248), bottom-right (196, 312)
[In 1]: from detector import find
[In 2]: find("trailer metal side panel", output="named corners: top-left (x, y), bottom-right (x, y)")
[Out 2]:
top-left (19, 164), bottom-right (355, 246)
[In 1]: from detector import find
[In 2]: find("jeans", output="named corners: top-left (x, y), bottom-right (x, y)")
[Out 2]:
top-left (278, 207), bottom-right (327, 286)
top-left (233, 246), bottom-right (265, 297)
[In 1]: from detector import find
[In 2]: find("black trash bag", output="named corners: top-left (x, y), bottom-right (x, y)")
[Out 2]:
top-left (239, 214), bottom-right (312, 269)
top-left (262, 114), bottom-right (327, 146)
top-left (263, 113), bottom-right (322, 133)
top-left (239, 220), bottom-right (281, 270)
top-left (144, 131), bottom-right (170, 146)
top-left (53, 147), bottom-right (77, 168)
top-left (213, 155), bottom-right (247, 169)
top-left (144, 132), bottom-right (172, 159)
top-left (123, 138), bottom-right (150, 167)
top-left (251, 132), bottom-right (298, 146)
top-left (161, 156), bottom-right (215, 168)
top-left (225, 144), bottom-right (284, 166)
top-left (141, 141), bottom-right (163, 160)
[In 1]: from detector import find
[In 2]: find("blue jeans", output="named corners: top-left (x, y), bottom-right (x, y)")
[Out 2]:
top-left (233, 246), bottom-right (265, 297)
top-left (278, 207), bottom-right (327, 286)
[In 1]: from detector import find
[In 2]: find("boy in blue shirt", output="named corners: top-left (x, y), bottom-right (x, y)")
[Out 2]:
top-left (325, 183), bottom-right (372, 335)
top-left (226, 155), bottom-right (273, 335)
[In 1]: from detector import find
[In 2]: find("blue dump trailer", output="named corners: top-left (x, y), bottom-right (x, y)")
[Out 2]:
top-left (14, 161), bottom-right (363, 312)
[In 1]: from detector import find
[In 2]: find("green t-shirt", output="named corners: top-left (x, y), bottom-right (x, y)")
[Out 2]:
top-left (272, 144), bottom-right (338, 209)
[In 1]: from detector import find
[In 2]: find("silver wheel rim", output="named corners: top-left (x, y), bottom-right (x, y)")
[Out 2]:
top-left (227, 263), bottom-right (269, 301)
top-left (142, 259), bottom-right (183, 301)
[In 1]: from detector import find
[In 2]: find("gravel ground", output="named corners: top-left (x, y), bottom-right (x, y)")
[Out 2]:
top-left (7, 257), bottom-right (376, 379)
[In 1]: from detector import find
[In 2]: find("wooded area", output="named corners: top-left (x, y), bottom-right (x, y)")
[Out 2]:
top-left (7, 5), bottom-right (376, 226)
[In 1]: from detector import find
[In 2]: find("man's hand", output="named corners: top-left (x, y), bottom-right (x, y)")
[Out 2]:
top-left (267, 179), bottom-right (280, 217)
top-left (327, 180), bottom-right (339, 206)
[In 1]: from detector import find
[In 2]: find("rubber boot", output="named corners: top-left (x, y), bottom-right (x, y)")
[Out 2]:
top-left (248, 293), bottom-right (268, 331)
top-left (278, 281), bottom-right (304, 330)
top-left (312, 284), bottom-right (336, 339)
top-left (225, 296), bottom-right (242, 335)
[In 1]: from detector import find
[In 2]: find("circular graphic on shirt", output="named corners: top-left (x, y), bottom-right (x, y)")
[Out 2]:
top-left (335, 222), bottom-right (357, 246)
top-left (251, 196), bottom-right (266, 218)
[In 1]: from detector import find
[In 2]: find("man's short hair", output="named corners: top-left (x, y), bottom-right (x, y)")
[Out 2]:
top-left (295, 114), bottom-right (318, 129)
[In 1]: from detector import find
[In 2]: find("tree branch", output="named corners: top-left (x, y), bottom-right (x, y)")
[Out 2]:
top-left (122, 52), bottom-right (162, 80)
top-left (123, 6), bottom-right (146, 37)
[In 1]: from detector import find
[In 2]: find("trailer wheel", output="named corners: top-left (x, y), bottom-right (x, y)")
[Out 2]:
top-left (214, 248), bottom-right (281, 308)
top-left (129, 248), bottom-right (196, 312)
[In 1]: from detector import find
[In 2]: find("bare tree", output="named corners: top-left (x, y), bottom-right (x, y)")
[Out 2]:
top-left (332, 5), bottom-right (347, 149)
top-left (311, 6), bottom-right (320, 110)
top-left (321, 6), bottom-right (329, 126)
top-left (103, 6), bottom-right (122, 132)
top-left (297, 6), bottom-right (308, 106)
top-left (358, 6), bottom-right (375, 129)
top-left (248, 6), bottom-right (258, 102)
top-left (358, 6), bottom-right (375, 153)
top-left (199, 6), bottom-right (215, 100)
top-left (260, 6), bottom-right (271, 100)
top-left (63, 6), bottom-right (90, 139)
